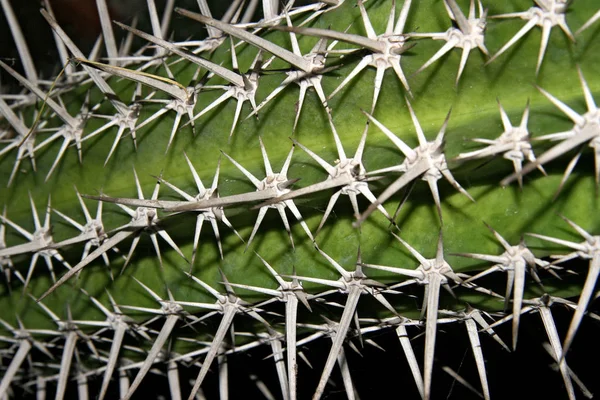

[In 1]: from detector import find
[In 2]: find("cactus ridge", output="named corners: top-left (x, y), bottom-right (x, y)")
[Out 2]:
top-left (1, 0), bottom-right (600, 399)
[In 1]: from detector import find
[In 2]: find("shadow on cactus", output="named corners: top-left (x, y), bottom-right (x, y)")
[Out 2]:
top-left (1, 0), bottom-right (600, 399)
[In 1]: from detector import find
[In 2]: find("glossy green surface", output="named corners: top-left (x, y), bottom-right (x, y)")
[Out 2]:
top-left (0, 0), bottom-right (599, 337)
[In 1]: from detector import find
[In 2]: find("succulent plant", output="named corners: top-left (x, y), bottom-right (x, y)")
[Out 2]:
top-left (1, 0), bottom-right (600, 399)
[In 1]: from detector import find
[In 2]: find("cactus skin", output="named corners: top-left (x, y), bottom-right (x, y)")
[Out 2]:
top-left (1, 0), bottom-right (600, 399)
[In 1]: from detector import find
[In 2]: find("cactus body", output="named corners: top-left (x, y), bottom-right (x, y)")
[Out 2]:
top-left (1, 0), bottom-right (600, 399)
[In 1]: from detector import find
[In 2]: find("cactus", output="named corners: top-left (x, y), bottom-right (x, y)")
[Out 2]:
top-left (1, 0), bottom-right (600, 399)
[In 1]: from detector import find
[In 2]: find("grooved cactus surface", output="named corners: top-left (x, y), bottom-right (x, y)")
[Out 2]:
top-left (1, 0), bottom-right (600, 399)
